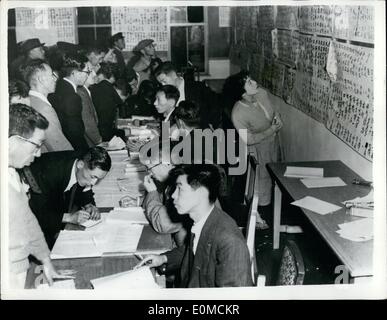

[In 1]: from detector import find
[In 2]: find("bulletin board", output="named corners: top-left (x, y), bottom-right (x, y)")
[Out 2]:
top-left (15, 7), bottom-right (76, 45)
top-left (111, 7), bottom-right (168, 51)
top-left (230, 5), bottom-right (374, 161)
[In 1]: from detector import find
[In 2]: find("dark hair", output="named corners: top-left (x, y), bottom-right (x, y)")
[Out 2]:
top-left (154, 61), bottom-right (177, 78)
top-left (9, 103), bottom-right (49, 138)
top-left (170, 164), bottom-right (221, 204)
top-left (114, 78), bottom-right (131, 97)
top-left (221, 70), bottom-right (250, 104)
top-left (8, 80), bottom-right (30, 103)
top-left (61, 53), bottom-right (88, 77)
top-left (175, 100), bottom-right (201, 128)
top-left (81, 146), bottom-right (112, 172)
top-left (137, 79), bottom-right (159, 103)
top-left (21, 59), bottom-right (48, 85)
top-left (97, 62), bottom-right (119, 80)
top-left (83, 44), bottom-right (105, 56)
top-left (157, 84), bottom-right (180, 104)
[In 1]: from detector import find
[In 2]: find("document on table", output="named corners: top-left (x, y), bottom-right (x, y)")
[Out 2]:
top-left (284, 166), bottom-right (324, 178)
top-left (106, 207), bottom-right (149, 225)
top-left (51, 230), bottom-right (102, 259)
top-left (97, 223), bottom-right (144, 254)
top-left (300, 177), bottom-right (347, 188)
top-left (291, 196), bottom-right (342, 215)
top-left (336, 218), bottom-right (373, 242)
top-left (90, 266), bottom-right (160, 289)
top-left (80, 218), bottom-right (102, 229)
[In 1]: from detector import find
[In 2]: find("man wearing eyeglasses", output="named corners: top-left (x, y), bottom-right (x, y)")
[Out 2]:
top-left (23, 59), bottom-right (73, 152)
top-left (8, 104), bottom-right (59, 289)
top-left (48, 53), bottom-right (90, 151)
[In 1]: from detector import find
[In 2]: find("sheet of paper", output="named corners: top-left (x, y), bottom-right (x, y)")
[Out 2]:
top-left (90, 266), bottom-right (160, 289)
top-left (106, 207), bottom-right (149, 225)
top-left (300, 177), bottom-right (347, 188)
top-left (349, 208), bottom-right (373, 218)
top-left (291, 196), bottom-right (342, 215)
top-left (97, 223), bottom-right (144, 254)
top-left (336, 218), bottom-right (373, 242)
top-left (37, 279), bottom-right (76, 290)
top-left (284, 166), bottom-right (324, 178)
top-left (80, 219), bottom-right (102, 229)
top-left (50, 230), bottom-right (102, 259)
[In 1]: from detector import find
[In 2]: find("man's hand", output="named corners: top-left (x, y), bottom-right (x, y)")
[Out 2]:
top-left (83, 204), bottom-right (100, 220)
top-left (135, 255), bottom-right (167, 269)
top-left (42, 258), bottom-right (59, 286)
top-left (143, 175), bottom-right (157, 192)
top-left (72, 210), bottom-right (90, 224)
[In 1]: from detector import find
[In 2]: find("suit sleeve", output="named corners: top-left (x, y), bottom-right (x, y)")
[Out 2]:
top-left (143, 191), bottom-right (183, 234)
top-left (214, 231), bottom-right (253, 287)
top-left (164, 244), bottom-right (187, 272)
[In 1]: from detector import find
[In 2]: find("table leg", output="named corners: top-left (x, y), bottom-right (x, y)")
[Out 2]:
top-left (273, 182), bottom-right (282, 250)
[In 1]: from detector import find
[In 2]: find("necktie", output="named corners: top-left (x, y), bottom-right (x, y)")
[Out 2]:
top-left (188, 233), bottom-right (195, 278)
top-left (18, 167), bottom-right (42, 194)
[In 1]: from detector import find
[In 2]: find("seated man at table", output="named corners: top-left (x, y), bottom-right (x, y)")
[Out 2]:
top-left (28, 146), bottom-right (111, 249)
top-left (137, 164), bottom-right (253, 288)
top-left (141, 141), bottom-right (189, 247)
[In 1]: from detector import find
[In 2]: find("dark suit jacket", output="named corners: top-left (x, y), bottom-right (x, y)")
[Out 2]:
top-left (184, 80), bottom-right (223, 130)
top-left (28, 151), bottom-right (95, 249)
top-left (113, 48), bottom-right (126, 78)
top-left (49, 78), bottom-right (89, 151)
top-left (90, 80), bottom-right (122, 141)
top-left (165, 207), bottom-right (253, 288)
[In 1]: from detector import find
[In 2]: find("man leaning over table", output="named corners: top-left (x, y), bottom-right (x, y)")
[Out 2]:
top-left (27, 146), bottom-right (111, 249)
top-left (137, 164), bottom-right (253, 288)
top-left (8, 104), bottom-right (59, 289)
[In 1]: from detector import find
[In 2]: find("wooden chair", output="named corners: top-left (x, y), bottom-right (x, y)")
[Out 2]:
top-left (276, 239), bottom-right (305, 285)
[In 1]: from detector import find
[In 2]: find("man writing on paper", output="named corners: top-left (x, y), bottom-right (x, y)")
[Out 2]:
top-left (8, 104), bottom-right (59, 288)
top-left (137, 164), bottom-right (253, 288)
top-left (27, 147), bottom-right (111, 249)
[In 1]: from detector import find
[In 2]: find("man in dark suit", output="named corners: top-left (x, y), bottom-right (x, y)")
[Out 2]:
top-left (154, 61), bottom-right (223, 130)
top-left (28, 146), bottom-right (111, 249)
top-left (137, 164), bottom-right (253, 288)
top-left (110, 32), bottom-right (126, 78)
top-left (48, 53), bottom-right (90, 150)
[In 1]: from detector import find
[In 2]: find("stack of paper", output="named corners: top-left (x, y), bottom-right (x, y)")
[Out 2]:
top-left (96, 223), bottom-right (144, 254)
top-left (300, 177), bottom-right (347, 188)
top-left (80, 219), bottom-right (103, 229)
top-left (336, 218), bottom-right (373, 242)
top-left (106, 207), bottom-right (149, 225)
top-left (51, 230), bottom-right (102, 259)
top-left (107, 136), bottom-right (126, 150)
top-left (37, 279), bottom-right (76, 290)
top-left (291, 196), bottom-right (342, 215)
top-left (90, 266), bottom-right (160, 289)
top-left (284, 166), bottom-right (324, 178)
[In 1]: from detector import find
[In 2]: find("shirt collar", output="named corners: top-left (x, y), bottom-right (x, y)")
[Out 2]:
top-left (177, 77), bottom-right (185, 104)
top-left (82, 85), bottom-right (91, 97)
top-left (164, 108), bottom-right (175, 122)
top-left (191, 205), bottom-right (215, 254)
top-left (8, 167), bottom-right (29, 193)
top-left (64, 77), bottom-right (78, 93)
top-left (64, 160), bottom-right (91, 193)
top-left (29, 90), bottom-right (51, 106)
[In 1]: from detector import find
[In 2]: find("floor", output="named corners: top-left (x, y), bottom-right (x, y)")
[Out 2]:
top-left (254, 200), bottom-right (342, 286)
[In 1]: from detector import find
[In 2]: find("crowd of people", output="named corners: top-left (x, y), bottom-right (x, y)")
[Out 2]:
top-left (8, 32), bottom-right (286, 289)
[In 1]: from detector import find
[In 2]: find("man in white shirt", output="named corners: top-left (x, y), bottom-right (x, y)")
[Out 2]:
top-left (137, 164), bottom-right (253, 288)
top-left (24, 59), bottom-right (73, 152)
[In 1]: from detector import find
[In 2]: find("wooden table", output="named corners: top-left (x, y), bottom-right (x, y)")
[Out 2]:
top-left (267, 161), bottom-right (373, 282)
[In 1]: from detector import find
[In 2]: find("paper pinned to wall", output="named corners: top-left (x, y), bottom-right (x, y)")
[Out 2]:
top-left (219, 7), bottom-right (231, 27)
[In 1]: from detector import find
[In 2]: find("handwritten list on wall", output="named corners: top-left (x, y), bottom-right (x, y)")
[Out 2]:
top-left (111, 7), bottom-right (168, 51)
top-left (15, 8), bottom-right (76, 45)
top-left (230, 5), bottom-right (374, 161)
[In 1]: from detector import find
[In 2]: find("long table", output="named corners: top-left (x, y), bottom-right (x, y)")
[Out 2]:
top-left (25, 149), bottom-right (173, 289)
top-left (267, 161), bottom-right (373, 282)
